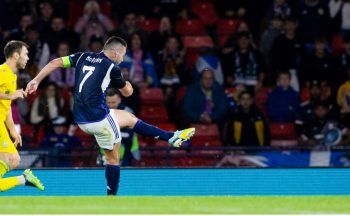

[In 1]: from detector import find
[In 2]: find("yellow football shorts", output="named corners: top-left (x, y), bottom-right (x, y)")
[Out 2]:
top-left (0, 122), bottom-right (17, 154)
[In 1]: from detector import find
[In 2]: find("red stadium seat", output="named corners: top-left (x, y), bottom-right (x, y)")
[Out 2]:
top-left (21, 124), bottom-right (35, 147)
top-left (190, 123), bottom-right (220, 143)
top-left (255, 87), bottom-right (272, 115)
top-left (140, 88), bottom-right (165, 105)
top-left (75, 127), bottom-right (95, 147)
top-left (140, 105), bottom-right (169, 124)
top-left (191, 2), bottom-right (218, 25)
top-left (176, 86), bottom-right (187, 104)
top-left (269, 123), bottom-right (297, 140)
top-left (185, 50), bottom-right (200, 68)
top-left (138, 19), bottom-right (160, 32)
top-left (175, 19), bottom-right (206, 36)
top-left (217, 19), bottom-right (240, 47)
top-left (155, 123), bottom-right (177, 132)
top-left (217, 19), bottom-right (240, 35)
top-left (191, 139), bottom-right (222, 147)
top-left (332, 34), bottom-right (344, 57)
top-left (183, 36), bottom-right (214, 49)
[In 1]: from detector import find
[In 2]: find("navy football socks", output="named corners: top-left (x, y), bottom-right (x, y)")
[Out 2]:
top-left (105, 164), bottom-right (120, 195)
top-left (133, 119), bottom-right (174, 141)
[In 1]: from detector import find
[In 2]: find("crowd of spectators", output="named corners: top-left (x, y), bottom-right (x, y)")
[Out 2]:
top-left (2, 0), bottom-right (350, 153)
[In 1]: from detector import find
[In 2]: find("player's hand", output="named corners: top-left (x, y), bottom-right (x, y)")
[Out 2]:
top-left (25, 80), bottom-right (39, 94)
top-left (10, 130), bottom-right (22, 147)
top-left (10, 89), bottom-right (27, 100)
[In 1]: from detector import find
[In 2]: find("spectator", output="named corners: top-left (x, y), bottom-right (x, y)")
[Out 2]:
top-left (157, 35), bottom-right (185, 121)
top-left (49, 41), bottom-right (75, 89)
top-left (74, 0), bottom-right (114, 50)
top-left (300, 101), bottom-right (345, 146)
top-left (120, 68), bottom-right (141, 115)
top-left (339, 34), bottom-right (350, 77)
top-left (88, 36), bottom-right (104, 52)
top-left (117, 12), bottom-right (144, 41)
top-left (43, 16), bottom-right (80, 53)
top-left (30, 82), bottom-right (66, 129)
top-left (337, 66), bottom-right (350, 124)
top-left (300, 37), bottom-right (338, 88)
top-left (329, 0), bottom-right (350, 34)
top-left (222, 20), bottom-right (256, 55)
top-left (271, 17), bottom-right (303, 84)
top-left (260, 15), bottom-right (284, 73)
top-left (5, 14), bottom-right (34, 41)
top-left (24, 24), bottom-right (50, 78)
top-left (149, 16), bottom-right (179, 57)
top-left (41, 118), bottom-right (81, 167)
top-left (196, 48), bottom-right (224, 86)
top-left (264, 0), bottom-right (292, 21)
top-left (296, 0), bottom-right (330, 43)
top-left (267, 71), bottom-right (300, 123)
top-left (226, 91), bottom-right (270, 146)
top-left (37, 0), bottom-right (55, 34)
top-left (105, 88), bottom-right (140, 166)
top-left (119, 32), bottom-right (158, 88)
top-left (184, 68), bottom-right (227, 125)
top-left (222, 32), bottom-right (265, 92)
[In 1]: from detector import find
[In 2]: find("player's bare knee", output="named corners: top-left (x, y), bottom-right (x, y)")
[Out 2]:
top-left (9, 154), bottom-right (21, 169)
top-left (127, 112), bottom-right (138, 128)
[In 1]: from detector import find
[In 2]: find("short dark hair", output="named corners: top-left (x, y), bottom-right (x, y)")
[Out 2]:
top-left (106, 88), bottom-right (121, 97)
top-left (277, 70), bottom-right (291, 79)
top-left (103, 36), bottom-right (127, 50)
top-left (3, 40), bottom-right (29, 59)
top-left (239, 90), bottom-right (253, 99)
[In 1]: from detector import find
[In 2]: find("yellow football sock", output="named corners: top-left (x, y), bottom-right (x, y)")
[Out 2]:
top-left (0, 177), bottom-right (20, 192)
top-left (0, 159), bottom-right (9, 178)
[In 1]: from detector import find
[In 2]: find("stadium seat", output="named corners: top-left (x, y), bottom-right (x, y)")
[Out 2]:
top-left (74, 127), bottom-right (95, 147)
top-left (191, 2), bottom-right (218, 25)
top-left (138, 18), bottom-right (160, 32)
top-left (332, 34), bottom-right (344, 57)
top-left (155, 123), bottom-right (177, 132)
top-left (21, 124), bottom-right (35, 147)
top-left (255, 87), bottom-right (272, 115)
top-left (217, 19), bottom-right (240, 35)
top-left (183, 36), bottom-right (214, 49)
top-left (176, 86), bottom-right (187, 104)
top-left (175, 19), bottom-right (206, 36)
top-left (140, 88), bottom-right (165, 105)
top-left (140, 105), bottom-right (169, 124)
top-left (269, 123), bottom-right (297, 140)
top-left (191, 139), bottom-right (222, 147)
top-left (217, 19), bottom-right (240, 47)
top-left (190, 123), bottom-right (220, 143)
top-left (185, 50), bottom-right (200, 68)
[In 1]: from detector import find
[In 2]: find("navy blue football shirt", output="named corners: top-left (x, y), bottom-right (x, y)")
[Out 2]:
top-left (62, 52), bottom-right (126, 123)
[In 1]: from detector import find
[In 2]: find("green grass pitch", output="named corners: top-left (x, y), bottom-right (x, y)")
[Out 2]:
top-left (0, 196), bottom-right (349, 214)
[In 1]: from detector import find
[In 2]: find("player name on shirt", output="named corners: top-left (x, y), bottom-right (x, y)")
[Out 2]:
top-left (86, 56), bottom-right (103, 64)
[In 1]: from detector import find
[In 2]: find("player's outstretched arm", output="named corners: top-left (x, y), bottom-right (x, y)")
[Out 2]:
top-left (119, 81), bottom-right (133, 97)
top-left (25, 58), bottom-right (64, 94)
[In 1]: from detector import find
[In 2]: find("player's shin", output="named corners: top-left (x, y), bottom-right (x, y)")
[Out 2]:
top-left (132, 119), bottom-right (174, 141)
top-left (0, 176), bottom-right (25, 192)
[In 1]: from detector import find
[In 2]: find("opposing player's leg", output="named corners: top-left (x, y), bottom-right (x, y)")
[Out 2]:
top-left (0, 122), bottom-right (44, 192)
top-left (0, 154), bottom-right (44, 192)
top-left (111, 109), bottom-right (195, 147)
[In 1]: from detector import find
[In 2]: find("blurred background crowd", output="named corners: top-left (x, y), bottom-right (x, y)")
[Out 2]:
top-left (1, 0), bottom-right (350, 167)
